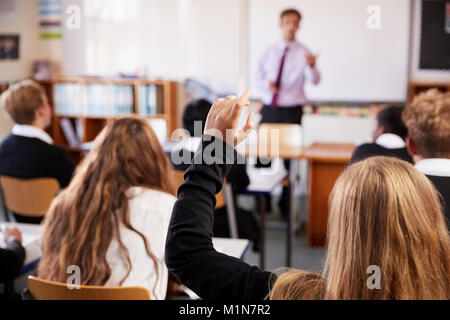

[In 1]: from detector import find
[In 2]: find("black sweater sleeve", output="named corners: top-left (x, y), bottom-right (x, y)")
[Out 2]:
top-left (0, 240), bottom-right (25, 283)
top-left (165, 135), bottom-right (274, 300)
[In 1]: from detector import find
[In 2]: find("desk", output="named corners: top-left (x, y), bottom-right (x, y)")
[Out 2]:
top-left (303, 143), bottom-right (355, 247)
top-left (0, 222), bottom-right (42, 274)
top-left (0, 223), bottom-right (250, 273)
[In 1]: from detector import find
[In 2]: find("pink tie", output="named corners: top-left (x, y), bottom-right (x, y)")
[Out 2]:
top-left (271, 46), bottom-right (289, 107)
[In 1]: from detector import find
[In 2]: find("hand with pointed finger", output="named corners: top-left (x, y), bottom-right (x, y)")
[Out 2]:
top-left (204, 90), bottom-right (255, 147)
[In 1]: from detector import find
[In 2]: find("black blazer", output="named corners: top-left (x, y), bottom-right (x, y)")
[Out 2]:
top-left (350, 143), bottom-right (413, 165)
top-left (0, 240), bottom-right (25, 283)
top-left (0, 134), bottom-right (74, 188)
top-left (426, 175), bottom-right (450, 228)
top-left (165, 136), bottom-right (273, 300)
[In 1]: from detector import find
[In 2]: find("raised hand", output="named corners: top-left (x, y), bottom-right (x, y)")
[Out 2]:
top-left (204, 90), bottom-right (255, 147)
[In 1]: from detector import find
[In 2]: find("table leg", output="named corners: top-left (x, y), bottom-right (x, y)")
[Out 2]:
top-left (287, 159), bottom-right (299, 267)
top-left (259, 194), bottom-right (266, 270)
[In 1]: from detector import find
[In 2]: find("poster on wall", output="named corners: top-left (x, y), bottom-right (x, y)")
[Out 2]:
top-left (0, 0), bottom-right (17, 23)
top-left (39, 0), bottom-right (63, 39)
top-left (0, 35), bottom-right (19, 60)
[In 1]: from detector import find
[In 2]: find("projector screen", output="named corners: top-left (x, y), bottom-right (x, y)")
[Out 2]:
top-left (249, 0), bottom-right (411, 103)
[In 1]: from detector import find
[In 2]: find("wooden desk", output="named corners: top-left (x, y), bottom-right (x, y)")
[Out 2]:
top-left (303, 143), bottom-right (355, 246)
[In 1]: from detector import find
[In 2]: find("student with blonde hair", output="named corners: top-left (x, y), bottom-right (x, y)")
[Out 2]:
top-left (39, 117), bottom-right (177, 299)
top-left (402, 89), bottom-right (450, 224)
top-left (166, 92), bottom-right (450, 300)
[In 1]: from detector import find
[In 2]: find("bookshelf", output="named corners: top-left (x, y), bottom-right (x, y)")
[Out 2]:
top-left (36, 78), bottom-right (178, 164)
top-left (408, 82), bottom-right (450, 102)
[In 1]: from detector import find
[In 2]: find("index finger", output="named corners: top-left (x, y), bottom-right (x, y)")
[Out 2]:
top-left (236, 90), bottom-right (253, 108)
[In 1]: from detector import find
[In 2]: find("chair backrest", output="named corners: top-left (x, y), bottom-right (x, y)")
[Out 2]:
top-left (0, 176), bottom-right (60, 217)
top-left (28, 276), bottom-right (150, 300)
top-left (172, 170), bottom-right (226, 209)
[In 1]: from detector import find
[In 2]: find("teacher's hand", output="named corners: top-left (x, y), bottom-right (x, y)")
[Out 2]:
top-left (268, 81), bottom-right (278, 94)
top-left (305, 53), bottom-right (318, 68)
top-left (204, 91), bottom-right (255, 147)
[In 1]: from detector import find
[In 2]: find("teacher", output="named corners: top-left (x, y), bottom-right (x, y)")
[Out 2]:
top-left (256, 8), bottom-right (320, 125)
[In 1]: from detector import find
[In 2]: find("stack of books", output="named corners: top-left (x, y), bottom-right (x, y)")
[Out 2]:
top-left (138, 84), bottom-right (164, 116)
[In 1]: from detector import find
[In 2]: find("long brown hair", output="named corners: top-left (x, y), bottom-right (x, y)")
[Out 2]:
top-left (271, 156), bottom-right (450, 300)
top-left (38, 117), bottom-right (176, 292)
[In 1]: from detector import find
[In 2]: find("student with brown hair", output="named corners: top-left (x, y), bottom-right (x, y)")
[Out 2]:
top-left (38, 118), bottom-right (177, 300)
top-left (165, 92), bottom-right (450, 300)
top-left (402, 89), bottom-right (450, 225)
top-left (0, 80), bottom-right (74, 223)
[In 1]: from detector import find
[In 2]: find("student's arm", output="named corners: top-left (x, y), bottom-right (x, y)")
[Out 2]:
top-left (165, 135), bottom-right (273, 300)
top-left (0, 240), bottom-right (25, 283)
top-left (165, 93), bottom-right (274, 300)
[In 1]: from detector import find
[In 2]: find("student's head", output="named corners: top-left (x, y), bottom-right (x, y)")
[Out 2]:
top-left (372, 105), bottom-right (408, 141)
top-left (271, 157), bottom-right (450, 299)
top-left (182, 99), bottom-right (212, 137)
top-left (38, 117), bottom-right (176, 292)
top-left (280, 8), bottom-right (302, 42)
top-left (402, 89), bottom-right (450, 162)
top-left (0, 80), bottom-right (52, 129)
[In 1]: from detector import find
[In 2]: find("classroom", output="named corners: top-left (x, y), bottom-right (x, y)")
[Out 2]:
top-left (0, 0), bottom-right (449, 307)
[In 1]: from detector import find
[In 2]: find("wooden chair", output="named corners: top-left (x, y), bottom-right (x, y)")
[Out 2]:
top-left (0, 176), bottom-right (60, 220)
top-left (172, 170), bottom-right (238, 238)
top-left (28, 276), bottom-right (150, 300)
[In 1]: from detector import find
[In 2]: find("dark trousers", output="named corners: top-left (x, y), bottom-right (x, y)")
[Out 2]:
top-left (260, 105), bottom-right (303, 125)
top-left (258, 105), bottom-right (303, 220)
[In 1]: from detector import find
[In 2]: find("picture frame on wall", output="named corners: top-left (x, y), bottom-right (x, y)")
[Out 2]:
top-left (0, 34), bottom-right (19, 60)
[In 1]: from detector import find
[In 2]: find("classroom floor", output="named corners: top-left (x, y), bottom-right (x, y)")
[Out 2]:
top-left (242, 195), bottom-right (326, 273)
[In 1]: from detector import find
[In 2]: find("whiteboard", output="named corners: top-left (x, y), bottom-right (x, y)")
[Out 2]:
top-left (248, 0), bottom-right (411, 102)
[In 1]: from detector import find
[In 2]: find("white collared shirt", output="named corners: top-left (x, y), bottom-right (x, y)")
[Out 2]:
top-left (375, 133), bottom-right (406, 149)
top-left (12, 124), bottom-right (54, 145)
top-left (415, 158), bottom-right (450, 177)
top-left (256, 40), bottom-right (321, 106)
top-left (105, 187), bottom-right (176, 300)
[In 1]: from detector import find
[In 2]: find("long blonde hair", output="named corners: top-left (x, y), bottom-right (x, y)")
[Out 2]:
top-left (271, 156), bottom-right (450, 299)
top-left (38, 118), bottom-right (176, 295)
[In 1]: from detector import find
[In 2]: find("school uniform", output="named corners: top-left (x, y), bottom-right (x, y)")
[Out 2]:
top-left (0, 240), bottom-right (25, 283)
top-left (415, 158), bottom-right (450, 227)
top-left (349, 133), bottom-right (413, 165)
top-left (105, 187), bottom-right (176, 300)
top-left (165, 135), bottom-right (274, 300)
top-left (0, 125), bottom-right (75, 223)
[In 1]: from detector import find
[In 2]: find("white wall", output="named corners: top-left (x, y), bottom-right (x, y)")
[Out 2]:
top-left (409, 0), bottom-right (450, 83)
top-left (0, 0), bottom-right (40, 82)
top-left (249, 0), bottom-right (411, 102)
top-left (63, 0), bottom-right (248, 94)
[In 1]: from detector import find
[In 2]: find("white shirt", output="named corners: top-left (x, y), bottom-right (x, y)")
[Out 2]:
top-left (375, 133), bottom-right (406, 149)
top-left (415, 158), bottom-right (450, 177)
top-left (12, 124), bottom-right (54, 145)
top-left (256, 40), bottom-right (321, 106)
top-left (105, 187), bottom-right (176, 300)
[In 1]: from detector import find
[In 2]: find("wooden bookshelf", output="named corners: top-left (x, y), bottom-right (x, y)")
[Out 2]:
top-left (36, 78), bottom-right (178, 164)
top-left (408, 81), bottom-right (450, 102)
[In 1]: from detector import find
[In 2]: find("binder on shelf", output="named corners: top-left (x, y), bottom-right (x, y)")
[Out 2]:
top-left (60, 118), bottom-right (81, 148)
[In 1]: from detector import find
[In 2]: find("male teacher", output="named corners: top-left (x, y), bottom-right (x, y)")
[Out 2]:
top-left (256, 8), bottom-right (320, 125)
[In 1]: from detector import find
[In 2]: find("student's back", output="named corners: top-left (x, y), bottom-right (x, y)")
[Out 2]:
top-left (350, 105), bottom-right (412, 165)
top-left (0, 134), bottom-right (73, 187)
top-left (38, 118), bottom-right (177, 299)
